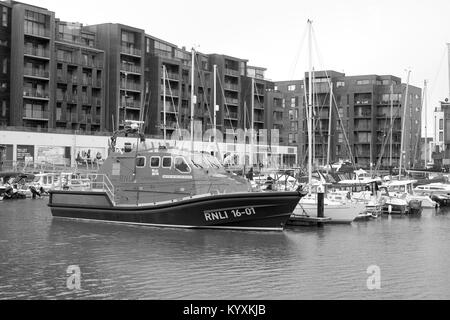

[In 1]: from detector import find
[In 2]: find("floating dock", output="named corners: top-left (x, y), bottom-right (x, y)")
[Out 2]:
top-left (287, 215), bottom-right (331, 227)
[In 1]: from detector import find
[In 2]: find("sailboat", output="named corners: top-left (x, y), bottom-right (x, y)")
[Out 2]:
top-left (380, 70), bottom-right (424, 214)
top-left (290, 20), bottom-right (365, 224)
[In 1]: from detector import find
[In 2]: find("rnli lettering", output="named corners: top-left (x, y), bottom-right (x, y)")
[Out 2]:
top-left (204, 207), bottom-right (256, 222)
top-left (162, 175), bottom-right (193, 180)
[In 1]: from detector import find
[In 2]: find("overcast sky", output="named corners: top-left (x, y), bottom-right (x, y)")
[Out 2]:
top-left (21, 0), bottom-right (450, 136)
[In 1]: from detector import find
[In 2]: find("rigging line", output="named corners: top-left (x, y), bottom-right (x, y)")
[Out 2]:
top-left (428, 45), bottom-right (447, 99)
top-left (374, 95), bottom-right (405, 172)
top-left (216, 71), bottom-right (236, 132)
top-left (310, 25), bottom-right (357, 170)
top-left (193, 56), bottom-right (223, 160)
top-left (289, 25), bottom-right (309, 81)
top-left (164, 67), bottom-right (181, 133)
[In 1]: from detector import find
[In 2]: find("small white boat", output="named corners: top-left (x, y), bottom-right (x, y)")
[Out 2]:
top-left (294, 192), bottom-right (366, 224)
top-left (414, 183), bottom-right (450, 196)
top-left (381, 180), bottom-right (426, 213)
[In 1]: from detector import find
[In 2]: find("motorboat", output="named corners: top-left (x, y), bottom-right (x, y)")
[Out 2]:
top-left (48, 125), bottom-right (305, 231)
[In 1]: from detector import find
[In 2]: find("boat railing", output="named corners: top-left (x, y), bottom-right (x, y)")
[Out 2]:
top-left (63, 173), bottom-right (116, 205)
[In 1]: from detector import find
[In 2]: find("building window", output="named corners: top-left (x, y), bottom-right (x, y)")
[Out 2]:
top-left (336, 81), bottom-right (345, 88)
top-left (146, 38), bottom-right (150, 53)
top-left (2, 7), bottom-right (7, 27)
top-left (289, 110), bottom-right (295, 120)
top-left (287, 85), bottom-right (296, 91)
top-left (439, 119), bottom-right (443, 130)
top-left (282, 99), bottom-right (285, 108)
top-left (290, 97), bottom-right (296, 108)
top-left (1, 100), bottom-right (6, 117)
top-left (274, 86), bottom-right (278, 91)
top-left (439, 131), bottom-right (444, 142)
top-left (290, 121), bottom-right (298, 131)
top-left (2, 57), bottom-right (6, 74)
top-left (356, 80), bottom-right (370, 85)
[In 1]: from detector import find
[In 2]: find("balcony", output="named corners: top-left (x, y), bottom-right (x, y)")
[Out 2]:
top-left (161, 87), bottom-right (179, 97)
top-left (165, 72), bottom-right (179, 80)
top-left (121, 46), bottom-right (141, 57)
top-left (81, 96), bottom-right (91, 105)
top-left (224, 111), bottom-right (238, 120)
top-left (24, 26), bottom-right (51, 39)
top-left (224, 83), bottom-right (239, 91)
top-left (67, 95), bottom-right (78, 104)
top-left (93, 98), bottom-right (102, 107)
top-left (254, 102), bottom-right (264, 110)
top-left (224, 68), bottom-right (239, 77)
top-left (120, 82), bottom-right (141, 92)
top-left (124, 101), bottom-right (141, 109)
top-left (23, 110), bottom-right (49, 120)
top-left (354, 111), bottom-right (372, 118)
top-left (56, 93), bottom-right (66, 101)
top-left (93, 79), bottom-right (102, 88)
top-left (161, 104), bottom-right (178, 113)
top-left (23, 89), bottom-right (49, 100)
top-left (23, 68), bottom-right (50, 79)
top-left (121, 63), bottom-right (141, 74)
top-left (81, 78), bottom-right (93, 86)
top-left (225, 98), bottom-right (239, 105)
top-left (24, 47), bottom-right (50, 59)
top-left (355, 99), bottom-right (371, 105)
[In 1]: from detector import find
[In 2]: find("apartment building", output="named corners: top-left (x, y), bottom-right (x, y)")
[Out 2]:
top-left (0, 1), bottom-right (10, 127)
top-left (270, 71), bottom-right (422, 169)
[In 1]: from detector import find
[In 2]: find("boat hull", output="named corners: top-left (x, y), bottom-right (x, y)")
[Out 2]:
top-left (292, 202), bottom-right (365, 224)
top-left (48, 191), bottom-right (302, 231)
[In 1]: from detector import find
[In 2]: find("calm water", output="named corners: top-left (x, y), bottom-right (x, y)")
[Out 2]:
top-left (1, 198), bottom-right (450, 300)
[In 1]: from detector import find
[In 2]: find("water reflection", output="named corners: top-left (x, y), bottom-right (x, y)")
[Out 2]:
top-left (1, 199), bottom-right (450, 299)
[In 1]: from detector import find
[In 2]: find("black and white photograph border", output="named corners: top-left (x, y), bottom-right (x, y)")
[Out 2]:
top-left (1, 0), bottom-right (450, 308)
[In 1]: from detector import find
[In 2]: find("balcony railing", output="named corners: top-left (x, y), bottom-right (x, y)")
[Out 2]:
top-left (254, 102), bottom-right (264, 109)
top-left (224, 68), bottom-right (239, 77)
top-left (124, 101), bottom-right (141, 109)
top-left (121, 82), bottom-right (141, 91)
top-left (121, 46), bottom-right (141, 56)
top-left (225, 98), bottom-right (239, 105)
top-left (224, 83), bottom-right (239, 91)
top-left (161, 87), bottom-right (179, 96)
top-left (161, 104), bottom-right (178, 113)
top-left (224, 112), bottom-right (238, 119)
top-left (23, 89), bottom-right (49, 99)
top-left (24, 26), bottom-right (51, 38)
top-left (121, 64), bottom-right (141, 73)
top-left (23, 110), bottom-right (49, 120)
top-left (56, 93), bottom-right (66, 101)
top-left (354, 111), bottom-right (372, 117)
top-left (67, 95), bottom-right (78, 104)
top-left (355, 99), bottom-right (371, 105)
top-left (23, 68), bottom-right (50, 79)
top-left (165, 72), bottom-right (179, 80)
top-left (93, 98), bottom-right (102, 106)
top-left (24, 47), bottom-right (50, 58)
top-left (81, 96), bottom-right (91, 105)
top-left (81, 78), bottom-right (93, 86)
top-left (93, 79), bottom-right (102, 87)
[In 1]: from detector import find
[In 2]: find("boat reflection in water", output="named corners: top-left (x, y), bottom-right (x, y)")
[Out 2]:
top-left (48, 122), bottom-right (305, 231)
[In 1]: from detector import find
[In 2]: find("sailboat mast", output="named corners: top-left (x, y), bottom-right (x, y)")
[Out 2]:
top-left (399, 69), bottom-right (411, 180)
top-left (307, 19), bottom-right (313, 186)
top-left (213, 64), bottom-right (217, 142)
top-left (190, 48), bottom-right (195, 156)
top-left (163, 64), bottom-right (167, 144)
top-left (424, 79), bottom-right (428, 168)
top-left (326, 82), bottom-right (333, 174)
top-left (251, 77), bottom-right (255, 167)
top-left (389, 83), bottom-right (393, 167)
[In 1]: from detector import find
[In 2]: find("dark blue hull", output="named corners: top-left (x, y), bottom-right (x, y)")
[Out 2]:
top-left (48, 191), bottom-right (303, 231)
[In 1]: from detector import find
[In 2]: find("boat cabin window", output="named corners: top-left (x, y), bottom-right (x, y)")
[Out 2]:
top-left (162, 157), bottom-right (172, 168)
top-left (150, 157), bottom-right (160, 168)
top-left (136, 156), bottom-right (146, 168)
top-left (175, 157), bottom-right (191, 173)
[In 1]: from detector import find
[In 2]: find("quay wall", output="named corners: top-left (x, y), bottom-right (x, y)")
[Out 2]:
top-left (0, 130), bottom-right (297, 170)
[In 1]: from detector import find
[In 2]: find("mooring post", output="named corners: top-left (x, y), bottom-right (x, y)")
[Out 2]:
top-left (317, 184), bottom-right (325, 225)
